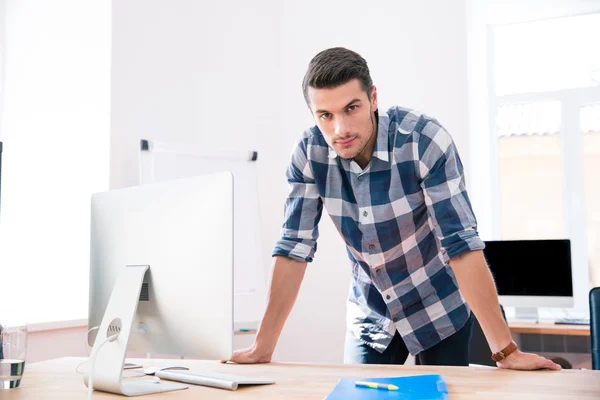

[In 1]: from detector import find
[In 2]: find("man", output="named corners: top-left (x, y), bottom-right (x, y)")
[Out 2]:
top-left (227, 47), bottom-right (560, 369)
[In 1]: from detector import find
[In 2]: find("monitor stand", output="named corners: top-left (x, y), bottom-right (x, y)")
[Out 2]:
top-left (84, 265), bottom-right (188, 396)
top-left (512, 307), bottom-right (539, 323)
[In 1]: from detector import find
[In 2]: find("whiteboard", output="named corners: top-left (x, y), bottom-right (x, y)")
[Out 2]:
top-left (139, 139), bottom-right (265, 330)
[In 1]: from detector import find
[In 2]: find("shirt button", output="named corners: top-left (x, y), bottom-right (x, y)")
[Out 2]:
top-left (358, 176), bottom-right (363, 181)
top-left (369, 244), bottom-right (375, 250)
top-left (386, 295), bottom-right (391, 300)
top-left (363, 211), bottom-right (368, 217)
top-left (392, 317), bottom-right (398, 323)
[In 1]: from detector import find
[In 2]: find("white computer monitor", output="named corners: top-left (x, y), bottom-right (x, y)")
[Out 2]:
top-left (86, 172), bottom-right (234, 396)
top-left (483, 239), bottom-right (574, 322)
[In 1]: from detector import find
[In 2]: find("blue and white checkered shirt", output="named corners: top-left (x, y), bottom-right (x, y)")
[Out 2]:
top-left (273, 106), bottom-right (485, 355)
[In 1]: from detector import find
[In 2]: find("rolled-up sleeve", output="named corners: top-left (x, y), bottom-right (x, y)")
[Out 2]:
top-left (272, 137), bottom-right (323, 263)
top-left (417, 121), bottom-right (485, 260)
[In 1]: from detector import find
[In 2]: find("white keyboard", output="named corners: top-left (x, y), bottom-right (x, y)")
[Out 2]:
top-left (155, 370), bottom-right (275, 391)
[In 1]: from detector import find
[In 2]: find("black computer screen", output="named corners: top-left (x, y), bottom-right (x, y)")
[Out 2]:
top-left (482, 239), bottom-right (573, 297)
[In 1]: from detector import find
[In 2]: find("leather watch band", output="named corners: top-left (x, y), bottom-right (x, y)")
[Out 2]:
top-left (491, 341), bottom-right (518, 362)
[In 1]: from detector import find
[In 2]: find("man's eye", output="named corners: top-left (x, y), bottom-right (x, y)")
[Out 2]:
top-left (320, 113), bottom-right (332, 120)
top-left (347, 105), bottom-right (358, 112)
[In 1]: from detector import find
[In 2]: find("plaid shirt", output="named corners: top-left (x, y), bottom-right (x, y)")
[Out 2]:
top-left (273, 106), bottom-right (485, 355)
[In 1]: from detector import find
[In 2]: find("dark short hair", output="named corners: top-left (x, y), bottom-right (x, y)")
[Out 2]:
top-left (302, 47), bottom-right (373, 106)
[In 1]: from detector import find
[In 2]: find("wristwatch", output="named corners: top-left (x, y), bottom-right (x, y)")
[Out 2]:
top-left (491, 341), bottom-right (518, 362)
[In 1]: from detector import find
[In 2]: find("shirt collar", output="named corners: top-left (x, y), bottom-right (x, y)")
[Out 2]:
top-left (328, 109), bottom-right (390, 162)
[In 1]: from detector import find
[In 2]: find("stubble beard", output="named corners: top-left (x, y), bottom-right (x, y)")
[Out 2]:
top-left (350, 105), bottom-right (377, 159)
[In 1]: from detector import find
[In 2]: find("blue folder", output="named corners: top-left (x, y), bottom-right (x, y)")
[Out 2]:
top-left (325, 374), bottom-right (448, 399)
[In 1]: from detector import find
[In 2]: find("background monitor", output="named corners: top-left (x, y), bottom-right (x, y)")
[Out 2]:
top-left (482, 239), bottom-right (574, 321)
top-left (88, 172), bottom-right (234, 361)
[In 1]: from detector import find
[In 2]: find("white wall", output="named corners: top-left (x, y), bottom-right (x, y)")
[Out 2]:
top-left (111, 0), bottom-right (470, 363)
top-left (110, 0), bottom-right (285, 286)
top-left (26, 326), bottom-right (89, 363)
top-left (466, 0), bottom-right (600, 311)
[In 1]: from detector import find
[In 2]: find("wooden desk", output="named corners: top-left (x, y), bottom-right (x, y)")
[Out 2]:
top-left (5, 357), bottom-right (600, 399)
top-left (509, 322), bottom-right (590, 336)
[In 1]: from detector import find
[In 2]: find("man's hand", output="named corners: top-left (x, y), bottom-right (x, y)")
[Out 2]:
top-left (449, 251), bottom-right (562, 372)
top-left (221, 346), bottom-right (272, 364)
top-left (497, 350), bottom-right (561, 370)
top-left (221, 257), bottom-right (307, 365)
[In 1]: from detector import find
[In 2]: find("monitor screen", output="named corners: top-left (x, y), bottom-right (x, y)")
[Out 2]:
top-left (482, 239), bottom-right (573, 297)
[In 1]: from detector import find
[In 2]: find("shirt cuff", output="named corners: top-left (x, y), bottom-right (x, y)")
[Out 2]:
top-left (442, 230), bottom-right (485, 260)
top-left (272, 237), bottom-right (317, 263)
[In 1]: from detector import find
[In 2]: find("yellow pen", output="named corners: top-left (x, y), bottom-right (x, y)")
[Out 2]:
top-left (355, 381), bottom-right (399, 391)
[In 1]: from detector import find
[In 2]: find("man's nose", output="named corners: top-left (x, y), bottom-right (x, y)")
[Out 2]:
top-left (334, 118), bottom-right (350, 137)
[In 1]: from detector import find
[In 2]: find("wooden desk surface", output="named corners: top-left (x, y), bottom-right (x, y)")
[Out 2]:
top-left (5, 357), bottom-right (600, 399)
top-left (509, 322), bottom-right (590, 336)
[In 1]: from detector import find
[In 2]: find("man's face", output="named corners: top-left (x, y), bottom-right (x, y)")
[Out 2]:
top-left (307, 79), bottom-right (378, 161)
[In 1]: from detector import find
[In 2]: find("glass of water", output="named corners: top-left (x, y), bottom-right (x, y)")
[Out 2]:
top-left (0, 323), bottom-right (28, 389)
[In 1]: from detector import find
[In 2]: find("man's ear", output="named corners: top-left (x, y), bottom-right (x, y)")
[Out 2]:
top-left (370, 85), bottom-right (378, 110)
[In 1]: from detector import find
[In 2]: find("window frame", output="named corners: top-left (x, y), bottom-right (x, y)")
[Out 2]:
top-left (488, 22), bottom-right (600, 311)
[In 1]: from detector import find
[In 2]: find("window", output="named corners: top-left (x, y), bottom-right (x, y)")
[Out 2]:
top-left (490, 13), bottom-right (600, 307)
top-left (494, 13), bottom-right (600, 96)
top-left (582, 104), bottom-right (600, 286)
top-left (496, 102), bottom-right (565, 240)
top-left (0, 2), bottom-right (110, 324)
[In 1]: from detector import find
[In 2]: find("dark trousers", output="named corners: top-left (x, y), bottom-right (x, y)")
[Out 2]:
top-left (344, 312), bottom-right (474, 366)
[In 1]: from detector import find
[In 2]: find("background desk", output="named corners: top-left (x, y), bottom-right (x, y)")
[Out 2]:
top-left (509, 322), bottom-right (590, 337)
top-left (6, 357), bottom-right (600, 399)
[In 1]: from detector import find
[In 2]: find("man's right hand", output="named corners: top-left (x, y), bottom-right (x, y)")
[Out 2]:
top-left (221, 346), bottom-right (272, 364)
top-left (221, 256), bottom-right (307, 365)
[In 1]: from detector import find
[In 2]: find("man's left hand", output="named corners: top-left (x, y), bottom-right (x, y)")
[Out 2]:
top-left (496, 350), bottom-right (561, 370)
